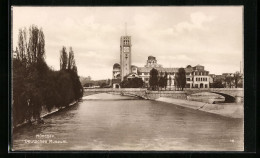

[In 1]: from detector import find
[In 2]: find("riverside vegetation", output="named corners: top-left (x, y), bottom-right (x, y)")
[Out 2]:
top-left (13, 25), bottom-right (83, 127)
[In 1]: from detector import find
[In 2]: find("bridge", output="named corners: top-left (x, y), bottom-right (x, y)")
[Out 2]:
top-left (184, 88), bottom-right (244, 103)
top-left (83, 88), bottom-right (244, 103)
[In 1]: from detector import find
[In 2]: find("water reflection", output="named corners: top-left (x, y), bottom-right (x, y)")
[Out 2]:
top-left (12, 93), bottom-right (243, 151)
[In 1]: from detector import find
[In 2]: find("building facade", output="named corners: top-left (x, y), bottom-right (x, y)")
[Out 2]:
top-left (112, 34), bottom-right (210, 89)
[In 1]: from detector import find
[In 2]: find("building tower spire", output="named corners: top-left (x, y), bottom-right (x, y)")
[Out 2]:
top-left (125, 22), bottom-right (127, 36)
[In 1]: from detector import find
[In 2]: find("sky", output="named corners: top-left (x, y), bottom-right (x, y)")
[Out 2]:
top-left (12, 6), bottom-right (243, 80)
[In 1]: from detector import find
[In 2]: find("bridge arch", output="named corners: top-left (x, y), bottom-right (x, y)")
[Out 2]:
top-left (187, 91), bottom-right (236, 103)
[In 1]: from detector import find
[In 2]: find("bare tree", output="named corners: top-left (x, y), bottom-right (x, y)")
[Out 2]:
top-left (17, 28), bottom-right (28, 62)
top-left (60, 46), bottom-right (68, 70)
top-left (68, 47), bottom-right (75, 70)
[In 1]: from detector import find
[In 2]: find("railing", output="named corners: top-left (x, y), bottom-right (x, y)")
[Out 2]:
top-left (84, 87), bottom-right (243, 92)
top-left (184, 88), bottom-right (243, 91)
top-left (84, 88), bottom-right (147, 92)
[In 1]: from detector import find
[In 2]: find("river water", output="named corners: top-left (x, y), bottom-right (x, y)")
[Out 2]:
top-left (12, 93), bottom-right (243, 151)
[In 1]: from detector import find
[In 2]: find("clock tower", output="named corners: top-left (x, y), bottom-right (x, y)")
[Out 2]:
top-left (120, 35), bottom-right (132, 81)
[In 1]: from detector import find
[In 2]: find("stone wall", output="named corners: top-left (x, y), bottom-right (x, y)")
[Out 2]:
top-left (144, 91), bottom-right (187, 100)
top-left (84, 88), bottom-right (243, 102)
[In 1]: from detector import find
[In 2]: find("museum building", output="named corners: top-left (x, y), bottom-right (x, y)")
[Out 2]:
top-left (112, 34), bottom-right (210, 89)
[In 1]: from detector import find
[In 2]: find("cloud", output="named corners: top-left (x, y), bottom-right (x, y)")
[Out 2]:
top-left (173, 12), bottom-right (215, 34)
top-left (12, 7), bottom-right (243, 79)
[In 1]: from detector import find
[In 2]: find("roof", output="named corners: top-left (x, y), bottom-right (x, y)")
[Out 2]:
top-left (137, 67), bottom-right (179, 73)
top-left (184, 67), bottom-right (193, 73)
top-left (194, 64), bottom-right (204, 67)
top-left (137, 66), bottom-right (205, 73)
top-left (148, 56), bottom-right (156, 60)
top-left (125, 72), bottom-right (141, 78)
top-left (113, 63), bottom-right (120, 69)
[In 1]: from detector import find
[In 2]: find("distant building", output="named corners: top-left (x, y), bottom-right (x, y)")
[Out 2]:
top-left (144, 56), bottom-right (162, 68)
top-left (187, 65), bottom-right (210, 88)
top-left (112, 63), bottom-right (121, 88)
top-left (209, 72), bottom-right (243, 88)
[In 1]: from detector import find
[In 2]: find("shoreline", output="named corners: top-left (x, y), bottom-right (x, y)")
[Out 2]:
top-left (13, 101), bottom-right (79, 132)
top-left (115, 92), bottom-right (243, 119)
top-left (155, 97), bottom-right (243, 119)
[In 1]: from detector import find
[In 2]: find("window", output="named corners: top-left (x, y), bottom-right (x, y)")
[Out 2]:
top-left (187, 78), bottom-right (190, 81)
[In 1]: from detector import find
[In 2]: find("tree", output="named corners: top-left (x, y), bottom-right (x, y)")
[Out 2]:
top-left (68, 47), bottom-right (75, 70)
top-left (131, 78), bottom-right (144, 88)
top-left (60, 46), bottom-right (68, 70)
top-left (174, 73), bottom-right (180, 90)
top-left (17, 28), bottom-right (28, 63)
top-left (233, 71), bottom-right (242, 88)
top-left (163, 72), bottom-right (168, 90)
top-left (158, 71), bottom-right (164, 90)
top-left (28, 25), bottom-right (45, 63)
top-left (13, 25), bottom-right (48, 124)
top-left (176, 68), bottom-right (186, 91)
top-left (107, 79), bottom-right (111, 85)
top-left (169, 76), bottom-right (172, 90)
top-left (120, 79), bottom-right (128, 88)
top-left (120, 78), bottom-right (144, 88)
top-left (224, 75), bottom-right (233, 88)
top-left (149, 68), bottom-right (159, 90)
top-left (211, 79), bottom-right (225, 88)
top-left (13, 26), bottom-right (84, 127)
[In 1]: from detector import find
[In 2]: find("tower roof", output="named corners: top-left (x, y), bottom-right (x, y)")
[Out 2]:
top-left (113, 63), bottom-right (120, 69)
top-left (148, 56), bottom-right (156, 60)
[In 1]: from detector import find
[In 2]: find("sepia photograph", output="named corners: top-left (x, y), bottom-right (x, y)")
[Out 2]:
top-left (11, 6), bottom-right (244, 151)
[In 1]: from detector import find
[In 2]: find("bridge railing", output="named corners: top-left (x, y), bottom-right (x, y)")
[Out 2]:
top-left (84, 88), bottom-right (147, 92)
top-left (183, 88), bottom-right (243, 91)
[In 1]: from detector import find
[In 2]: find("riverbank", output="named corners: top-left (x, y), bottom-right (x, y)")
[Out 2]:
top-left (116, 90), bottom-right (243, 119)
top-left (156, 97), bottom-right (243, 119)
top-left (13, 101), bottom-right (78, 131)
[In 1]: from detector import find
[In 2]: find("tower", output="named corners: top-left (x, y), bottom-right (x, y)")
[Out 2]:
top-left (120, 35), bottom-right (132, 81)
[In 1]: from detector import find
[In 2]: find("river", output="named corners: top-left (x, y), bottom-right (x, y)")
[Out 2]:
top-left (12, 93), bottom-right (243, 151)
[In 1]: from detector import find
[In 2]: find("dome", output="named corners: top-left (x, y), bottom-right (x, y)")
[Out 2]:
top-left (113, 63), bottom-right (120, 69)
top-left (148, 56), bottom-right (156, 60)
